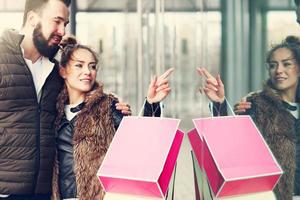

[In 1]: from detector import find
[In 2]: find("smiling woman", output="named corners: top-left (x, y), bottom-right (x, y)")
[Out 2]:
top-left (51, 35), bottom-right (173, 200)
top-left (200, 35), bottom-right (300, 200)
top-left (59, 39), bottom-right (98, 100)
top-left (266, 44), bottom-right (300, 97)
top-left (52, 36), bottom-right (127, 200)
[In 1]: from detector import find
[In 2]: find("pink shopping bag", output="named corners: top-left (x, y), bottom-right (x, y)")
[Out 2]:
top-left (191, 151), bottom-right (276, 200)
top-left (103, 165), bottom-right (176, 200)
top-left (188, 116), bottom-right (282, 198)
top-left (97, 116), bottom-right (184, 199)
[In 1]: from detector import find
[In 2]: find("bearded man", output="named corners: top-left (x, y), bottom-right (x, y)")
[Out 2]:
top-left (0, 0), bottom-right (70, 199)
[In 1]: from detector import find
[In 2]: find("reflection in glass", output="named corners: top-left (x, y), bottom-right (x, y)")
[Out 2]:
top-left (76, 1), bottom-right (221, 120)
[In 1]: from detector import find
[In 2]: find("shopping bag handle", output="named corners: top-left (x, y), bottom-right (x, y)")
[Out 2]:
top-left (138, 99), bottom-right (146, 116)
top-left (208, 97), bottom-right (235, 117)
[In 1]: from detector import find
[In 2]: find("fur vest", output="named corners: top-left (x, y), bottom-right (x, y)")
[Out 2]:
top-left (52, 83), bottom-right (117, 200)
top-left (246, 84), bottom-right (297, 200)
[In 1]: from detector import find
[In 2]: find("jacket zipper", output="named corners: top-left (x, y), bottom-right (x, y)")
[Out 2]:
top-left (21, 57), bottom-right (41, 193)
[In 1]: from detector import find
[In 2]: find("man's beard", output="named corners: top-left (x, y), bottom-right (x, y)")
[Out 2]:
top-left (33, 23), bottom-right (61, 60)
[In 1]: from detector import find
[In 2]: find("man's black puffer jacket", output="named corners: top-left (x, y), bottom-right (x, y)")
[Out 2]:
top-left (0, 29), bottom-right (63, 195)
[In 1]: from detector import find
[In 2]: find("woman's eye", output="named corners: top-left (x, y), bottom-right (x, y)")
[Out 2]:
top-left (283, 62), bottom-right (291, 67)
top-left (75, 64), bottom-right (83, 68)
top-left (269, 63), bottom-right (277, 69)
top-left (90, 65), bottom-right (97, 70)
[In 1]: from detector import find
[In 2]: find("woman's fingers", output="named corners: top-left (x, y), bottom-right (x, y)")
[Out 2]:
top-left (156, 78), bottom-right (168, 87)
top-left (158, 68), bottom-right (175, 80)
top-left (206, 78), bottom-right (218, 88)
top-left (155, 83), bottom-right (170, 92)
top-left (115, 103), bottom-right (131, 114)
top-left (216, 74), bottom-right (224, 87)
top-left (233, 102), bottom-right (251, 114)
top-left (205, 83), bottom-right (218, 92)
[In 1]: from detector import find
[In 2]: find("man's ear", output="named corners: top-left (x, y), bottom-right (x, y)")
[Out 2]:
top-left (27, 11), bottom-right (39, 28)
top-left (59, 67), bottom-right (66, 78)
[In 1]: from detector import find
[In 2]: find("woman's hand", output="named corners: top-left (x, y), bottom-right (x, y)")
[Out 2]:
top-left (146, 68), bottom-right (174, 104)
top-left (197, 67), bottom-right (225, 103)
top-left (115, 102), bottom-right (131, 115)
top-left (110, 93), bottom-right (132, 116)
top-left (234, 94), bottom-right (253, 114)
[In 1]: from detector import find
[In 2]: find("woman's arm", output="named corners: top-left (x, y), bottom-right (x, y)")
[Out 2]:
top-left (111, 99), bottom-right (125, 130)
top-left (143, 100), bottom-right (161, 117)
top-left (212, 100), bottom-right (228, 116)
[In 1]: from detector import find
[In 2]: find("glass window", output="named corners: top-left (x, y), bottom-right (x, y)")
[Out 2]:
top-left (267, 11), bottom-right (299, 47)
top-left (76, 11), bottom-right (221, 117)
top-left (0, 12), bottom-right (23, 33)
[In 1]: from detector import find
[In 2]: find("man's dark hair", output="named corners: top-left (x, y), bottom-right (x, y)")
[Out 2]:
top-left (22, 0), bottom-right (71, 27)
top-left (295, 0), bottom-right (300, 6)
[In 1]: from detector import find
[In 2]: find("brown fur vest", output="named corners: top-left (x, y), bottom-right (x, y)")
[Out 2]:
top-left (247, 84), bottom-right (296, 200)
top-left (52, 83), bottom-right (117, 200)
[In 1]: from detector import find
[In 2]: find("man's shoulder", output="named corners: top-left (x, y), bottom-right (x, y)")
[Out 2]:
top-left (0, 29), bottom-right (23, 55)
top-left (0, 35), bottom-right (9, 51)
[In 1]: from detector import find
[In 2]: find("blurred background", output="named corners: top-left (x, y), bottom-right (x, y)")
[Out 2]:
top-left (0, 0), bottom-right (299, 198)
top-left (0, 0), bottom-right (298, 119)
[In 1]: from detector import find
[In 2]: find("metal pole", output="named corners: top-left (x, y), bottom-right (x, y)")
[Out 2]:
top-left (160, 0), bottom-right (165, 117)
top-left (137, 0), bottom-right (143, 111)
top-left (161, 0), bottom-right (165, 72)
top-left (155, 0), bottom-right (161, 75)
top-left (70, 0), bottom-right (77, 35)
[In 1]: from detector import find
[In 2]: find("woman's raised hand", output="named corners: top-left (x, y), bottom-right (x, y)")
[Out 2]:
top-left (197, 67), bottom-right (225, 103)
top-left (146, 68), bottom-right (174, 104)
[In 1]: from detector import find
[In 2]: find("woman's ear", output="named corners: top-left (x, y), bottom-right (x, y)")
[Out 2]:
top-left (59, 67), bottom-right (66, 78)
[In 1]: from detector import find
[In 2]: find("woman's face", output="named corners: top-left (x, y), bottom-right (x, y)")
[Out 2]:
top-left (60, 48), bottom-right (97, 94)
top-left (268, 48), bottom-right (299, 93)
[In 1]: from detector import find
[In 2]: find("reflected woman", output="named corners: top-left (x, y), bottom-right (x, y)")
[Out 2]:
top-left (198, 36), bottom-right (300, 199)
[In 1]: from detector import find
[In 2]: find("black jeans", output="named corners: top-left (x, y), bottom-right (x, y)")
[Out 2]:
top-left (0, 194), bottom-right (50, 200)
